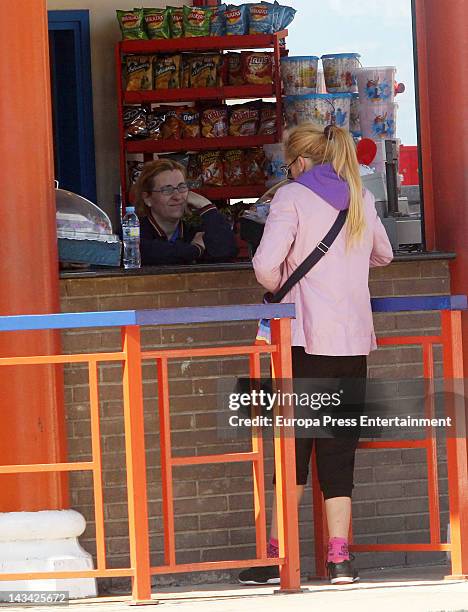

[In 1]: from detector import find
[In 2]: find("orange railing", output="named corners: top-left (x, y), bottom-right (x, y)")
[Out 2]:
top-left (0, 303), bottom-right (300, 602)
top-left (0, 296), bottom-right (467, 600)
top-left (311, 296), bottom-right (468, 580)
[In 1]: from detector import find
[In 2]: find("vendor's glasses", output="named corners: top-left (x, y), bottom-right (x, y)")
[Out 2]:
top-left (150, 183), bottom-right (189, 196)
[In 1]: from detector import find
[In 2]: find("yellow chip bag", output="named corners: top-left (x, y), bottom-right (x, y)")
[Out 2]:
top-left (126, 56), bottom-right (152, 91)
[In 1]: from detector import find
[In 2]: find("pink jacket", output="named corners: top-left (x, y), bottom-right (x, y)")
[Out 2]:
top-left (252, 182), bottom-right (393, 356)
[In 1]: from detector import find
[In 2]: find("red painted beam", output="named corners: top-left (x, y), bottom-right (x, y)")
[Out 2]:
top-left (0, 0), bottom-right (68, 510)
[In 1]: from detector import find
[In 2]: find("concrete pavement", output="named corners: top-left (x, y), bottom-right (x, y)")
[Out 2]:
top-left (0, 565), bottom-right (467, 612)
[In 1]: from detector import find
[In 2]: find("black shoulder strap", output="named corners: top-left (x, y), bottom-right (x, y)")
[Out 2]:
top-left (264, 208), bottom-right (348, 304)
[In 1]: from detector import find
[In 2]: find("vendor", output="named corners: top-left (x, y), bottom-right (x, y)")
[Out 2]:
top-left (133, 159), bottom-right (237, 265)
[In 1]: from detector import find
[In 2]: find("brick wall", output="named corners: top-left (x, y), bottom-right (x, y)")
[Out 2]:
top-left (60, 259), bottom-right (451, 588)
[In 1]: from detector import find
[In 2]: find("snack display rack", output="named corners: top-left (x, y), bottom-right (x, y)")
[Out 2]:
top-left (116, 30), bottom-right (288, 207)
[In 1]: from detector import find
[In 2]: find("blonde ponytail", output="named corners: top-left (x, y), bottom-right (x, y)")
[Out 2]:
top-left (284, 123), bottom-right (366, 247)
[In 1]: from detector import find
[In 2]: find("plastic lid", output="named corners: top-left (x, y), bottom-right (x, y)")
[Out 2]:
top-left (321, 53), bottom-right (361, 59)
top-left (355, 66), bottom-right (396, 71)
top-left (281, 55), bottom-right (320, 61)
top-left (126, 206), bottom-right (135, 213)
top-left (285, 93), bottom-right (353, 100)
top-left (55, 187), bottom-right (114, 237)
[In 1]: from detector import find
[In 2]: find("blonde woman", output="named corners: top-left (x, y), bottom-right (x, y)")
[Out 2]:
top-left (239, 123), bottom-right (393, 586)
top-left (133, 159), bottom-right (237, 265)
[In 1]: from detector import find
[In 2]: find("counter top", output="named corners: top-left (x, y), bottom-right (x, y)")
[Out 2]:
top-left (59, 251), bottom-right (456, 279)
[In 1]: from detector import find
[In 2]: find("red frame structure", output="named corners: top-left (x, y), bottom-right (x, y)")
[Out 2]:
top-left (115, 31), bottom-right (287, 208)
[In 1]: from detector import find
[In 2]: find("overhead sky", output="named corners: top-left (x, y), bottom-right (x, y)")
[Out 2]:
top-left (229, 0), bottom-right (417, 144)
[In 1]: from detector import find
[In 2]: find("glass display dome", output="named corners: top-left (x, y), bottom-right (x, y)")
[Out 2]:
top-left (55, 187), bottom-right (121, 266)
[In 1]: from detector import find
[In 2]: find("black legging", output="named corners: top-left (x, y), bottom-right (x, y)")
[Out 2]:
top-left (275, 347), bottom-right (367, 499)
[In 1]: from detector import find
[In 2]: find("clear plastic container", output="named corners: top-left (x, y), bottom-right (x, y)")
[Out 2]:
top-left (281, 56), bottom-right (319, 95)
top-left (359, 102), bottom-right (398, 141)
top-left (321, 53), bottom-right (360, 93)
top-left (356, 66), bottom-right (396, 104)
top-left (55, 188), bottom-right (121, 266)
top-left (350, 93), bottom-right (361, 137)
top-left (285, 93), bottom-right (352, 130)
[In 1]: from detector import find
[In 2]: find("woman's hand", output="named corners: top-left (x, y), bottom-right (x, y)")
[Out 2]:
top-left (191, 231), bottom-right (205, 253)
top-left (186, 191), bottom-right (212, 210)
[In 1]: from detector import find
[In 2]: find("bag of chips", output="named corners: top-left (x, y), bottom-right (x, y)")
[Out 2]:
top-left (226, 52), bottom-right (244, 86)
top-left (123, 106), bottom-right (148, 140)
top-left (224, 149), bottom-right (245, 186)
top-left (126, 56), bottom-right (152, 91)
top-left (180, 54), bottom-right (191, 88)
top-left (160, 107), bottom-right (182, 140)
top-left (183, 5), bottom-right (212, 38)
top-left (186, 154), bottom-right (202, 189)
top-left (210, 4), bottom-right (227, 36)
top-left (189, 54), bottom-right (222, 88)
top-left (117, 9), bottom-right (147, 40)
top-left (127, 161), bottom-right (146, 186)
top-left (143, 8), bottom-right (170, 40)
top-left (225, 4), bottom-right (249, 35)
top-left (168, 6), bottom-right (184, 38)
top-left (180, 108), bottom-right (200, 139)
top-left (242, 52), bottom-right (273, 85)
top-left (245, 148), bottom-right (267, 184)
top-left (200, 151), bottom-right (224, 186)
top-left (153, 55), bottom-right (181, 89)
top-left (276, 3), bottom-right (297, 31)
top-left (248, 3), bottom-right (275, 34)
top-left (201, 107), bottom-right (228, 138)
top-left (229, 102), bottom-right (260, 137)
top-left (147, 111), bottom-right (166, 140)
top-left (258, 102), bottom-right (277, 135)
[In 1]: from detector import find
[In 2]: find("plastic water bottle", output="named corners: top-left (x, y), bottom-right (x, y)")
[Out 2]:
top-left (122, 206), bottom-right (141, 269)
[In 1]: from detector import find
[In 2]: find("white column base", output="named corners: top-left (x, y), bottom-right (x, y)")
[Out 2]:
top-left (0, 510), bottom-right (97, 600)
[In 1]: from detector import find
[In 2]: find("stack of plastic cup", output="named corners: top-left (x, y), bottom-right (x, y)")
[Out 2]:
top-left (281, 56), bottom-right (319, 95)
top-left (356, 66), bottom-right (398, 141)
top-left (350, 93), bottom-right (361, 137)
top-left (284, 93), bottom-right (352, 130)
top-left (321, 53), bottom-right (360, 93)
top-left (356, 66), bottom-right (396, 103)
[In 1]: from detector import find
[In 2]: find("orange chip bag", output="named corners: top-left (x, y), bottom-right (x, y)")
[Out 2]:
top-left (242, 52), bottom-right (273, 85)
top-left (201, 107), bottom-right (228, 138)
top-left (258, 102), bottom-right (277, 135)
top-left (224, 149), bottom-right (245, 186)
top-left (180, 108), bottom-right (200, 138)
top-left (229, 103), bottom-right (260, 137)
top-left (244, 148), bottom-right (266, 185)
top-left (160, 107), bottom-right (182, 140)
top-left (200, 151), bottom-right (224, 186)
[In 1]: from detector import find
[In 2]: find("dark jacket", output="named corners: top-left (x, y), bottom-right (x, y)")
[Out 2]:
top-left (140, 204), bottom-right (237, 266)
